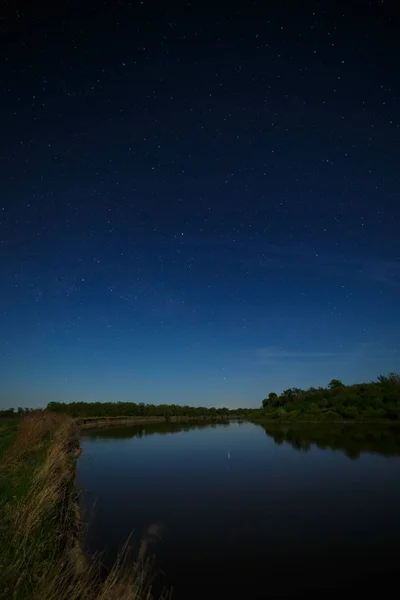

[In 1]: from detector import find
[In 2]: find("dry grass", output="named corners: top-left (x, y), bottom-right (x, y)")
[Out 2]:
top-left (11, 415), bottom-right (76, 536)
top-left (2, 411), bottom-right (66, 468)
top-left (0, 412), bottom-right (171, 600)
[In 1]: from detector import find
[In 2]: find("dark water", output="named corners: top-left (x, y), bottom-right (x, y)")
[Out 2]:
top-left (77, 421), bottom-right (400, 598)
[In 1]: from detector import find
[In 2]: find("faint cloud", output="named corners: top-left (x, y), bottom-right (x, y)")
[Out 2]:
top-left (256, 346), bottom-right (344, 364)
top-left (170, 235), bottom-right (400, 290)
top-left (255, 342), bottom-right (397, 368)
top-left (362, 258), bottom-right (400, 289)
top-left (244, 243), bottom-right (400, 289)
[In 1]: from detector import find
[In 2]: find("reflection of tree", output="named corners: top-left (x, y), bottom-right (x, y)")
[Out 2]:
top-left (84, 420), bottom-right (230, 440)
top-left (291, 438), bottom-right (311, 452)
top-left (273, 432), bottom-right (285, 445)
top-left (259, 422), bottom-right (400, 458)
top-left (345, 449), bottom-right (361, 460)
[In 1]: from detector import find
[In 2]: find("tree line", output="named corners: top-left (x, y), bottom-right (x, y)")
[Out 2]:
top-left (1, 373), bottom-right (398, 421)
top-left (0, 407), bottom-right (39, 419)
top-left (260, 373), bottom-right (400, 421)
top-left (44, 401), bottom-right (254, 419)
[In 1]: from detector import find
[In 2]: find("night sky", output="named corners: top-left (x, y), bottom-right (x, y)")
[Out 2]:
top-left (1, 1), bottom-right (399, 408)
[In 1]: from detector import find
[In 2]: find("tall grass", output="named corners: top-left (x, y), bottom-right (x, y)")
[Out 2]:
top-left (0, 419), bottom-right (19, 461)
top-left (2, 411), bottom-right (66, 467)
top-left (0, 413), bottom-right (170, 600)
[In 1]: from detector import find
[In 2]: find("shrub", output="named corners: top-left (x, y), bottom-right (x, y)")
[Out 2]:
top-left (321, 410), bottom-right (342, 421)
top-left (361, 408), bottom-right (386, 420)
top-left (384, 406), bottom-right (400, 420)
top-left (342, 406), bottom-right (359, 419)
top-left (287, 410), bottom-right (301, 420)
top-left (275, 409), bottom-right (287, 419)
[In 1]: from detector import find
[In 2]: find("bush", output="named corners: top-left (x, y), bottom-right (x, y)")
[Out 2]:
top-left (275, 409), bottom-right (287, 419)
top-left (287, 410), bottom-right (301, 420)
top-left (342, 406), bottom-right (359, 419)
top-left (321, 410), bottom-right (342, 421)
top-left (384, 406), bottom-right (400, 420)
top-left (361, 408), bottom-right (386, 420)
top-left (259, 373), bottom-right (400, 422)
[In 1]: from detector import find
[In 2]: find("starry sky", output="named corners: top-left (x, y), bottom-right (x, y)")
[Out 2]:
top-left (1, 1), bottom-right (399, 408)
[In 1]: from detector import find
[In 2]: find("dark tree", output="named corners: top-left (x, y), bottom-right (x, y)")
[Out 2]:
top-left (328, 379), bottom-right (345, 390)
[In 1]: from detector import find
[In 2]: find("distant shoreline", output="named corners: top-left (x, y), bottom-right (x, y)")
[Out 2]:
top-left (250, 418), bottom-right (400, 425)
top-left (78, 414), bottom-right (231, 430)
top-left (77, 415), bottom-right (400, 430)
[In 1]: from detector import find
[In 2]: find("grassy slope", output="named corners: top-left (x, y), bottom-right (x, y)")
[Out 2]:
top-left (0, 419), bottom-right (19, 458)
top-left (0, 414), bottom-right (78, 599)
top-left (0, 413), bottom-right (169, 600)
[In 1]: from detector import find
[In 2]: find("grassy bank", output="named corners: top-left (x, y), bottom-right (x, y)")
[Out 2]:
top-left (0, 413), bottom-right (169, 600)
top-left (0, 418), bottom-right (19, 457)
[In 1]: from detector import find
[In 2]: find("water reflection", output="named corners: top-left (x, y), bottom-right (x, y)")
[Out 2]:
top-left (79, 420), bottom-right (400, 598)
top-left (83, 420), bottom-right (400, 459)
top-left (259, 421), bottom-right (400, 458)
top-left (81, 419), bottom-right (232, 441)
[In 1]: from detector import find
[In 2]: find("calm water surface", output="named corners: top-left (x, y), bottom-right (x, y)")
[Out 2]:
top-left (77, 421), bottom-right (400, 598)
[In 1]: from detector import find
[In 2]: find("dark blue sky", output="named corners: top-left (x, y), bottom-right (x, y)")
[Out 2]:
top-left (1, 1), bottom-right (399, 408)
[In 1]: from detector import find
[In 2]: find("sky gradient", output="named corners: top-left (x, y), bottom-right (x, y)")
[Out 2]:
top-left (1, 1), bottom-right (399, 408)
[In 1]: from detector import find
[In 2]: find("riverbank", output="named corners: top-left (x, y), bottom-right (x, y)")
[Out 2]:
top-left (250, 417), bottom-right (398, 424)
top-left (0, 413), bottom-right (169, 600)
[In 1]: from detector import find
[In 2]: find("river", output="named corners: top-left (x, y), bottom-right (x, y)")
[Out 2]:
top-left (77, 420), bottom-right (400, 598)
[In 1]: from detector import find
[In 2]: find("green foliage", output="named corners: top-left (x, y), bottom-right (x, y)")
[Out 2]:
top-left (262, 392), bottom-right (280, 408)
top-left (45, 401), bottom-right (258, 419)
top-left (0, 408), bottom-right (34, 419)
top-left (321, 410), bottom-right (342, 421)
top-left (259, 373), bottom-right (400, 421)
top-left (378, 373), bottom-right (400, 386)
top-left (0, 420), bottom-right (19, 460)
top-left (342, 406), bottom-right (359, 419)
top-left (361, 408), bottom-right (386, 420)
top-left (286, 410), bottom-right (301, 419)
top-left (383, 405), bottom-right (400, 420)
top-left (328, 379), bottom-right (345, 390)
top-left (0, 408), bottom-right (16, 419)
